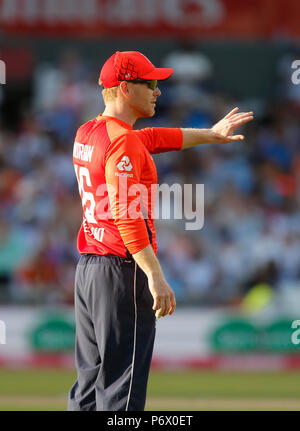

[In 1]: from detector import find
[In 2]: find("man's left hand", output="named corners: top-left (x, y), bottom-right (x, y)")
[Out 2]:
top-left (211, 107), bottom-right (254, 144)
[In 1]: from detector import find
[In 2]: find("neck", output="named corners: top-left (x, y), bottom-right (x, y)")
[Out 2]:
top-left (102, 104), bottom-right (137, 127)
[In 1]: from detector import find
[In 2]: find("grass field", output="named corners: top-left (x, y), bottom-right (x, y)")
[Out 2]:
top-left (0, 368), bottom-right (299, 411)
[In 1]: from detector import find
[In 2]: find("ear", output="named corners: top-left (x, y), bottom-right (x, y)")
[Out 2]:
top-left (119, 81), bottom-right (130, 99)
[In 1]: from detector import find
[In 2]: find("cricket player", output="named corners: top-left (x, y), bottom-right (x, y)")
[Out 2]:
top-left (68, 51), bottom-right (253, 411)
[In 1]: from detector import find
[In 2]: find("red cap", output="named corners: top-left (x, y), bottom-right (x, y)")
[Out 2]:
top-left (99, 51), bottom-right (173, 88)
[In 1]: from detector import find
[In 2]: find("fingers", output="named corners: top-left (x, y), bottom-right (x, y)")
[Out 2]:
top-left (215, 133), bottom-right (244, 144)
top-left (212, 109), bottom-right (254, 145)
top-left (152, 297), bottom-right (160, 311)
top-left (155, 299), bottom-right (167, 318)
top-left (155, 309), bottom-right (164, 319)
top-left (153, 296), bottom-right (167, 318)
top-left (153, 291), bottom-right (176, 318)
top-left (227, 135), bottom-right (244, 141)
top-left (231, 112), bottom-right (254, 121)
top-left (230, 111), bottom-right (253, 121)
top-left (155, 299), bottom-right (170, 318)
top-left (230, 115), bottom-right (254, 129)
top-left (224, 108), bottom-right (254, 120)
top-left (228, 113), bottom-right (253, 136)
top-left (223, 107), bottom-right (239, 119)
top-left (229, 114), bottom-right (254, 126)
top-left (169, 291), bottom-right (176, 315)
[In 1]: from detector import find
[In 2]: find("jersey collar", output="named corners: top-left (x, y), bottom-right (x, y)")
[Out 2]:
top-left (96, 115), bottom-right (133, 130)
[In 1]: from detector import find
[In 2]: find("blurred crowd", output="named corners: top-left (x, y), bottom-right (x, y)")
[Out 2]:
top-left (0, 44), bottom-right (300, 306)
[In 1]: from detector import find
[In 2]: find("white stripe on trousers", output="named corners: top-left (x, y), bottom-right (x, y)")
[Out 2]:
top-left (125, 262), bottom-right (137, 411)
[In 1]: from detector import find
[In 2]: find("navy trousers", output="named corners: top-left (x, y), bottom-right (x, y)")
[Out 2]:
top-left (68, 254), bottom-right (156, 411)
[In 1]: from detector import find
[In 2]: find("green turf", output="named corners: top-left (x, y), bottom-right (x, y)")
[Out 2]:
top-left (0, 368), bottom-right (76, 396)
top-left (0, 368), bottom-right (299, 410)
top-left (147, 370), bottom-right (300, 398)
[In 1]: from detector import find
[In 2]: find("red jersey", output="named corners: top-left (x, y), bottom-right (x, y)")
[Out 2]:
top-left (73, 115), bottom-right (183, 257)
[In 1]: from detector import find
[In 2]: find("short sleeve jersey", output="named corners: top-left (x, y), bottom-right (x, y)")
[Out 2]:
top-left (73, 115), bottom-right (183, 257)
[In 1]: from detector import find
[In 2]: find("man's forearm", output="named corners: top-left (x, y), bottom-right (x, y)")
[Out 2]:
top-left (132, 244), bottom-right (176, 318)
top-left (180, 128), bottom-right (213, 150)
top-left (132, 244), bottom-right (164, 279)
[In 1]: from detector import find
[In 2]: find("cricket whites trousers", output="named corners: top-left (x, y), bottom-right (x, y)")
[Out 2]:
top-left (68, 254), bottom-right (156, 411)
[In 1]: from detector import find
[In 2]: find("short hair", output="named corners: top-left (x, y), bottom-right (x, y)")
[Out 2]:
top-left (102, 86), bottom-right (118, 104)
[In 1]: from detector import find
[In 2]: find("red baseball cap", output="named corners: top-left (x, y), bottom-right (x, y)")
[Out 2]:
top-left (99, 51), bottom-right (173, 88)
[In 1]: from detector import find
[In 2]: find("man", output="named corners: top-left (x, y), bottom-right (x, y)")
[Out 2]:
top-left (68, 51), bottom-right (253, 411)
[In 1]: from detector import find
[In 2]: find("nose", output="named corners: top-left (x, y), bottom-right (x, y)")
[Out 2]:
top-left (154, 86), bottom-right (161, 97)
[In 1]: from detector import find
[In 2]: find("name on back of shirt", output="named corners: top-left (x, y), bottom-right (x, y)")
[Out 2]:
top-left (73, 142), bottom-right (94, 162)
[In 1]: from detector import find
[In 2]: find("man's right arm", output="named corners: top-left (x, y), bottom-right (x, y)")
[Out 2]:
top-left (132, 244), bottom-right (176, 318)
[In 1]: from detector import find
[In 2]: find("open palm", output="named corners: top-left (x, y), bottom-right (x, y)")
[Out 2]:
top-left (211, 107), bottom-right (254, 144)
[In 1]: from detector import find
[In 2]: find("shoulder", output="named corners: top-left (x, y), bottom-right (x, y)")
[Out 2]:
top-left (75, 118), bottom-right (109, 145)
top-left (104, 130), bottom-right (146, 167)
top-left (107, 128), bottom-right (144, 152)
top-left (75, 119), bottom-right (95, 138)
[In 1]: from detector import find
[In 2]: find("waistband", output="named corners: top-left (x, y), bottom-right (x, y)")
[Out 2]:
top-left (78, 254), bottom-right (135, 266)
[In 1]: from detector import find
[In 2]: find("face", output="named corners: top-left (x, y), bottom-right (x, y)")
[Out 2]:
top-left (126, 81), bottom-right (161, 118)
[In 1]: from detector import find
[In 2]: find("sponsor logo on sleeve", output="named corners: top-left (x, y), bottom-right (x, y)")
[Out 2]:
top-left (116, 156), bottom-right (133, 177)
top-left (117, 156), bottom-right (133, 171)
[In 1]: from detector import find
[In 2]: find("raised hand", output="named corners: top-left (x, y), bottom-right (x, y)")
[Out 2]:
top-left (211, 107), bottom-right (254, 144)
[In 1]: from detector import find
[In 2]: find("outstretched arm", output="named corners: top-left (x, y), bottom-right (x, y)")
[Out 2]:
top-left (181, 107), bottom-right (254, 150)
